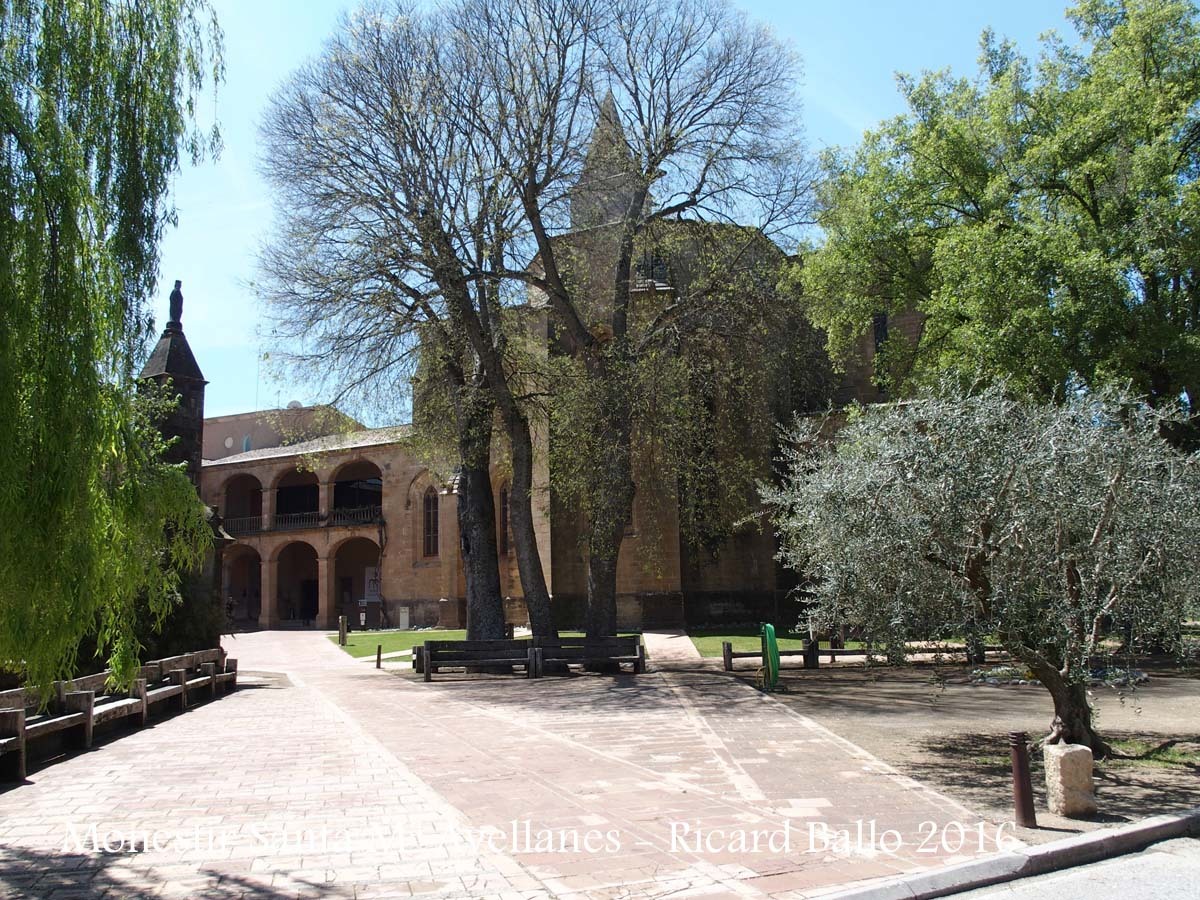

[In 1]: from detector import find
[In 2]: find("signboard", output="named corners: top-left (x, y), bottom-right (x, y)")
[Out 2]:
top-left (364, 566), bottom-right (381, 603)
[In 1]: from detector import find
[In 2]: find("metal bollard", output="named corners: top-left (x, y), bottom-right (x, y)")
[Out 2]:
top-left (1009, 731), bottom-right (1038, 828)
top-left (338, 615), bottom-right (348, 646)
top-left (376, 644), bottom-right (382, 669)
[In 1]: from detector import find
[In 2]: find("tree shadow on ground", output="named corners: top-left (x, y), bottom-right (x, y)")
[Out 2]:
top-left (0, 843), bottom-right (340, 899)
top-left (902, 730), bottom-right (1200, 826)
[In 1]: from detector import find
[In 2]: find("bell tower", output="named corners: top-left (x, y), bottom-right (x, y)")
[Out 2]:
top-left (138, 279), bottom-right (207, 486)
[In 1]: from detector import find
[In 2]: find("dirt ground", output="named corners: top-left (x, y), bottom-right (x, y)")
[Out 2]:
top-left (739, 661), bottom-right (1200, 844)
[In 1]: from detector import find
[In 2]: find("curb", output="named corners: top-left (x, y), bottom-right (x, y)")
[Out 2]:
top-left (825, 807), bottom-right (1200, 899)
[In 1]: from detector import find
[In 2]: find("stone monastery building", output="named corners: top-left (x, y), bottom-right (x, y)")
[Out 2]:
top-left (148, 111), bottom-right (919, 634)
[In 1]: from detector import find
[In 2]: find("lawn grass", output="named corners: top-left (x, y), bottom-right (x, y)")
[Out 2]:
top-left (686, 628), bottom-right (865, 657)
top-left (332, 629), bottom-right (467, 658)
top-left (331, 628), bottom-right (639, 658)
top-left (1108, 738), bottom-right (1200, 769)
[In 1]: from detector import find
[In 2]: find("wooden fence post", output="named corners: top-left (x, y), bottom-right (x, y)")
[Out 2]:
top-left (132, 678), bottom-right (149, 727)
top-left (0, 707), bottom-right (26, 781)
top-left (722, 641), bottom-right (734, 672)
top-left (63, 691), bottom-right (95, 749)
top-left (803, 639), bottom-right (820, 670)
top-left (338, 615), bottom-right (348, 646)
top-left (200, 662), bottom-right (218, 701)
top-left (168, 669), bottom-right (188, 711)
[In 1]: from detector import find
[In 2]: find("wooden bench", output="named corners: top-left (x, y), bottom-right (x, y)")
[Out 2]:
top-left (533, 636), bottom-right (645, 675)
top-left (0, 648), bottom-right (238, 780)
top-left (422, 640), bottom-right (541, 682)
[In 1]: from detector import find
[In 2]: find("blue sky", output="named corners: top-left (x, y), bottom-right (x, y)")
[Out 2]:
top-left (156, 0), bottom-right (1073, 420)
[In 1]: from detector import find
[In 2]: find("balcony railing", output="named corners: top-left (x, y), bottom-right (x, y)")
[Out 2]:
top-left (330, 505), bottom-right (383, 526)
top-left (222, 507), bottom-right (384, 537)
top-left (273, 511), bottom-right (322, 530)
top-left (224, 515), bottom-right (262, 536)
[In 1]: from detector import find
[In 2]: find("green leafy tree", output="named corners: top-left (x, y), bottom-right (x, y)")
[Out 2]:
top-left (764, 384), bottom-right (1200, 754)
top-left (0, 1), bottom-right (222, 687)
top-left (793, 0), bottom-right (1200, 407)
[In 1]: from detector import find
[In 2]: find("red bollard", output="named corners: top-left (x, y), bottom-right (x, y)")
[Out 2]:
top-left (1009, 731), bottom-right (1038, 828)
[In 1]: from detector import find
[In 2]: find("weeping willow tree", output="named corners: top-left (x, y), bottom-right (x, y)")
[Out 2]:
top-left (0, 1), bottom-right (223, 688)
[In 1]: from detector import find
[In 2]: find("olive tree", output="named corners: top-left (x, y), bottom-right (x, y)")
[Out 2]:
top-left (258, 4), bottom-right (521, 638)
top-left (763, 385), bottom-right (1200, 754)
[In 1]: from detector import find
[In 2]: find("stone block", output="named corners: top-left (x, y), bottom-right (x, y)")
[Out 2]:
top-left (1043, 742), bottom-right (1097, 817)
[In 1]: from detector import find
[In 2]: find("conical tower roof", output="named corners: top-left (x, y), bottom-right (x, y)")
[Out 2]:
top-left (140, 280), bottom-right (206, 383)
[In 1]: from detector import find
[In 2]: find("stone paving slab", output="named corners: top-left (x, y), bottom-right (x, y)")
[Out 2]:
top-left (0, 632), bottom-right (1014, 899)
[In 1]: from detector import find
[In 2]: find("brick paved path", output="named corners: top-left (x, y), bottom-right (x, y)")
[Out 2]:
top-left (0, 632), bottom-right (1012, 899)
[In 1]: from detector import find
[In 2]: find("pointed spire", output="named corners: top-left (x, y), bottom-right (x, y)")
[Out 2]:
top-left (570, 93), bottom-right (641, 230)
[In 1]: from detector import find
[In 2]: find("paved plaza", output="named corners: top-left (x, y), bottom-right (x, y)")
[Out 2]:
top-left (0, 632), bottom-right (1015, 899)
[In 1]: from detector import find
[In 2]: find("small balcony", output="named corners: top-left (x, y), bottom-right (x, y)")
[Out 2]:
top-left (224, 515), bottom-right (263, 536)
top-left (274, 511), bottom-right (322, 531)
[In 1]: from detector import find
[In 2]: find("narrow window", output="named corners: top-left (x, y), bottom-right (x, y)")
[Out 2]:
top-left (423, 488), bottom-right (439, 557)
top-left (872, 312), bottom-right (889, 353)
top-left (499, 486), bottom-right (510, 556)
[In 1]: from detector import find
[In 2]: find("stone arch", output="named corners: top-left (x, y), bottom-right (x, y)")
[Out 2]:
top-left (221, 473), bottom-right (263, 535)
top-left (330, 459), bottom-right (383, 525)
top-left (332, 536), bottom-right (383, 628)
top-left (274, 540), bottom-right (319, 624)
top-left (223, 543), bottom-right (262, 623)
top-left (273, 468), bottom-right (320, 529)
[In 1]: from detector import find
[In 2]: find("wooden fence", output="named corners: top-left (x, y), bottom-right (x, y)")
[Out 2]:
top-left (0, 648), bottom-right (237, 781)
top-left (721, 639), bottom-right (1005, 672)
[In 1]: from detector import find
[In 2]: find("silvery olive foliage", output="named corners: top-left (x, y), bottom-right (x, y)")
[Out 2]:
top-left (763, 384), bottom-right (1200, 749)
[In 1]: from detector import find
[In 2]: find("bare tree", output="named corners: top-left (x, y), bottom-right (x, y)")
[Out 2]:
top-left (258, 0), bottom-right (813, 642)
top-left (455, 0), bottom-right (814, 635)
top-left (258, 4), bottom-right (518, 638)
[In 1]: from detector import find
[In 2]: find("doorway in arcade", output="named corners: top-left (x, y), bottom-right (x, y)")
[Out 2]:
top-left (335, 537), bottom-right (383, 629)
top-left (276, 541), bottom-right (318, 625)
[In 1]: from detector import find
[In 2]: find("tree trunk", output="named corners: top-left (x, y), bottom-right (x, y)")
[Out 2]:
top-left (457, 463), bottom-right (505, 641)
top-left (1014, 646), bottom-right (1111, 757)
top-left (444, 365), bottom-right (505, 643)
top-left (584, 388), bottom-right (634, 648)
top-left (505, 408), bottom-right (556, 638)
top-left (1044, 677), bottom-right (1110, 758)
top-left (586, 532), bottom-right (621, 638)
top-left (585, 452), bottom-right (633, 645)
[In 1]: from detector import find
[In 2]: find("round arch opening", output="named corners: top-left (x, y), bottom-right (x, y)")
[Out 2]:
top-left (275, 469), bottom-right (319, 529)
top-left (334, 537), bottom-right (383, 629)
top-left (224, 544), bottom-right (262, 623)
top-left (276, 541), bottom-right (319, 625)
top-left (332, 460), bottom-right (383, 525)
top-left (223, 474), bottom-right (263, 535)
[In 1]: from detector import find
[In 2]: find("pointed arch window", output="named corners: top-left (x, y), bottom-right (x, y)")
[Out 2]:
top-left (422, 488), bottom-right (439, 557)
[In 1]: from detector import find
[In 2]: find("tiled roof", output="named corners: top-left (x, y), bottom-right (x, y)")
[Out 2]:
top-left (140, 326), bottom-right (206, 382)
top-left (201, 425), bottom-right (412, 467)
